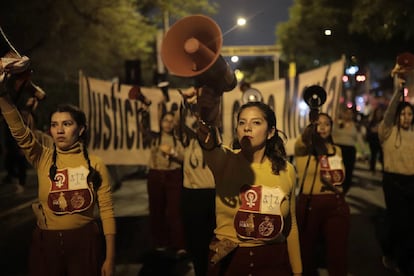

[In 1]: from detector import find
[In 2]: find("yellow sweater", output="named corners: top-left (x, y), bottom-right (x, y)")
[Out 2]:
top-left (294, 136), bottom-right (344, 195)
top-left (204, 146), bottom-right (302, 274)
top-left (148, 133), bottom-right (183, 170)
top-left (2, 108), bottom-right (116, 235)
top-left (183, 138), bottom-right (215, 189)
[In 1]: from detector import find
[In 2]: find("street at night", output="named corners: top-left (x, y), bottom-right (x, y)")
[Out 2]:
top-left (0, 162), bottom-right (400, 276)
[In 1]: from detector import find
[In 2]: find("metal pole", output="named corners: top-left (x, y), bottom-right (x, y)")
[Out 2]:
top-left (156, 10), bottom-right (169, 77)
top-left (274, 54), bottom-right (280, 80)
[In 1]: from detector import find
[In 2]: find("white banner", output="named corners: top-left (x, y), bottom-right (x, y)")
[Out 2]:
top-left (79, 57), bottom-right (344, 164)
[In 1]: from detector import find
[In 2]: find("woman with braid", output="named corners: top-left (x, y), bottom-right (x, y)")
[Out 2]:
top-left (0, 75), bottom-right (116, 275)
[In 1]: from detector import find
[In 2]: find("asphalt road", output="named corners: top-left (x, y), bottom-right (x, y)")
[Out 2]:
top-left (0, 162), bottom-right (400, 276)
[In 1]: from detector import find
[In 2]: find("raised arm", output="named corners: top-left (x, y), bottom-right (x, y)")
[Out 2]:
top-left (383, 79), bottom-right (404, 128)
top-left (0, 94), bottom-right (14, 112)
top-left (0, 75), bottom-right (44, 167)
top-left (181, 86), bottom-right (222, 150)
top-left (378, 78), bottom-right (404, 143)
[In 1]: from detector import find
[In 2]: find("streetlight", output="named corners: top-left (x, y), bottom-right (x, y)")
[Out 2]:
top-left (231, 56), bottom-right (239, 63)
top-left (324, 29), bottom-right (332, 36)
top-left (237, 17), bottom-right (247, 26)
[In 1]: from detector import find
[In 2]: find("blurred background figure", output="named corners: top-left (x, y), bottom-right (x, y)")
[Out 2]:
top-left (144, 111), bottom-right (186, 256)
top-left (366, 106), bottom-right (385, 174)
top-left (378, 67), bottom-right (414, 275)
top-left (174, 95), bottom-right (216, 276)
top-left (332, 107), bottom-right (364, 194)
top-left (1, 118), bottom-right (27, 193)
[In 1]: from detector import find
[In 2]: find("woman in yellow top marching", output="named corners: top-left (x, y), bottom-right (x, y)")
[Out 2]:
top-left (182, 87), bottom-right (302, 276)
top-left (295, 111), bottom-right (349, 276)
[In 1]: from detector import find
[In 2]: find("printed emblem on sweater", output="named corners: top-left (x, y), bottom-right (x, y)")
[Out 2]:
top-left (319, 155), bottom-right (345, 186)
top-left (234, 185), bottom-right (286, 241)
top-left (47, 166), bottom-right (93, 214)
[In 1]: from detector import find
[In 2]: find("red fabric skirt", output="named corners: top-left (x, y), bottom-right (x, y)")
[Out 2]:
top-left (207, 240), bottom-right (292, 276)
top-left (29, 221), bottom-right (104, 276)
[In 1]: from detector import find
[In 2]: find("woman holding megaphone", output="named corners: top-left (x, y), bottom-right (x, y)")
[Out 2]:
top-left (182, 86), bottom-right (302, 276)
top-left (294, 85), bottom-right (349, 276)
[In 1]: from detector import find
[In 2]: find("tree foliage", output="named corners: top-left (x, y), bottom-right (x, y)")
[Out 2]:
top-left (138, 0), bottom-right (217, 23)
top-left (238, 57), bottom-right (278, 83)
top-left (276, 0), bottom-right (414, 72)
top-left (0, 0), bottom-right (215, 85)
top-left (1, 0), bottom-right (155, 83)
top-left (0, 0), bottom-right (215, 127)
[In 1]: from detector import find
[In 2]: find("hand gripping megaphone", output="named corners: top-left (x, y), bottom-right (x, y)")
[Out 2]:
top-left (391, 52), bottom-right (414, 78)
top-left (0, 26), bottom-right (46, 105)
top-left (161, 15), bottom-right (237, 96)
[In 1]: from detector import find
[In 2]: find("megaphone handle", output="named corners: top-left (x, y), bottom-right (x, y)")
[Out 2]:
top-left (309, 108), bottom-right (319, 123)
top-left (198, 119), bottom-right (222, 150)
top-left (395, 75), bottom-right (406, 102)
top-left (222, 63), bottom-right (237, 91)
top-left (198, 86), bottom-right (222, 125)
top-left (401, 81), bottom-right (406, 102)
top-left (199, 105), bottom-right (219, 125)
top-left (177, 89), bottom-right (198, 116)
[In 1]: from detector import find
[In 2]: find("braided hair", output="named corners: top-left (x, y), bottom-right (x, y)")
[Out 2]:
top-left (48, 104), bottom-right (102, 190)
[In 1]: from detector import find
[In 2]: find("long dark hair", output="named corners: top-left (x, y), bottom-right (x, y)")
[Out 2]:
top-left (48, 104), bottom-right (102, 190)
top-left (233, 101), bottom-right (287, 174)
top-left (312, 112), bottom-right (334, 156)
top-left (394, 101), bottom-right (414, 127)
top-left (393, 101), bottom-right (414, 148)
top-left (152, 111), bottom-right (177, 147)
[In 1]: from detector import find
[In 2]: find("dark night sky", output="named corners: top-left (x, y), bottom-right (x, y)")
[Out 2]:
top-left (210, 0), bottom-right (293, 46)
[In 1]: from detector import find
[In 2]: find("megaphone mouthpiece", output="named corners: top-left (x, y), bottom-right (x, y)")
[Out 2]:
top-left (184, 38), bottom-right (200, 54)
top-left (183, 37), bottom-right (217, 72)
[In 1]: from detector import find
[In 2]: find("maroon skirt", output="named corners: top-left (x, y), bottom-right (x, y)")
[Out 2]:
top-left (29, 221), bottom-right (104, 276)
top-left (207, 240), bottom-right (292, 276)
